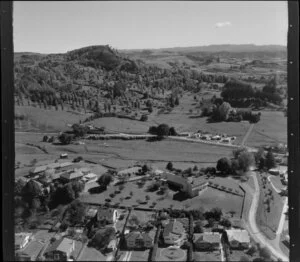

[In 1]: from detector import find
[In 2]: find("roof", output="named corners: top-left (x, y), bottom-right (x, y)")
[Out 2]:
top-left (84, 173), bottom-right (97, 179)
top-left (194, 233), bottom-right (221, 244)
top-left (31, 163), bottom-right (61, 174)
top-left (59, 162), bottom-right (73, 168)
top-left (45, 237), bottom-right (74, 255)
top-left (226, 230), bottom-right (250, 243)
top-left (15, 233), bottom-right (32, 247)
top-left (118, 166), bottom-right (141, 176)
top-left (60, 171), bottom-right (84, 180)
top-left (86, 207), bottom-right (98, 218)
top-left (125, 231), bottom-right (154, 242)
top-left (78, 167), bottom-right (91, 173)
top-left (163, 219), bottom-right (185, 238)
top-left (16, 240), bottom-right (44, 258)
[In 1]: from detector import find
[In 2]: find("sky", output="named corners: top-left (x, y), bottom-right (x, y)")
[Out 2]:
top-left (13, 1), bottom-right (288, 53)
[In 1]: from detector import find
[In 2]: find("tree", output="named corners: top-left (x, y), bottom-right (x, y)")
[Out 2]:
top-left (194, 222), bottom-right (204, 233)
top-left (21, 180), bottom-right (42, 204)
top-left (265, 150), bottom-right (276, 170)
top-left (72, 124), bottom-right (89, 137)
top-left (156, 124), bottom-right (170, 138)
top-left (97, 173), bottom-right (113, 189)
top-left (66, 200), bottom-right (86, 225)
top-left (231, 159), bottom-right (240, 174)
top-left (216, 157), bottom-right (232, 174)
top-left (259, 247), bottom-right (272, 260)
top-left (220, 218), bottom-right (231, 228)
top-left (140, 114), bottom-right (148, 122)
top-left (58, 133), bottom-right (73, 145)
top-left (90, 227), bottom-right (116, 250)
top-left (218, 102), bottom-right (232, 121)
top-left (166, 162), bottom-right (173, 171)
top-left (169, 127), bottom-right (177, 136)
top-left (238, 151), bottom-right (255, 172)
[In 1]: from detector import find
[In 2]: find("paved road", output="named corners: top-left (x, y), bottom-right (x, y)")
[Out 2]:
top-left (241, 124), bottom-right (255, 146)
top-left (276, 197), bottom-right (288, 236)
top-left (247, 173), bottom-right (289, 261)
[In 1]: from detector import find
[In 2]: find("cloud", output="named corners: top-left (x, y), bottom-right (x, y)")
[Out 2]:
top-left (215, 21), bottom-right (232, 28)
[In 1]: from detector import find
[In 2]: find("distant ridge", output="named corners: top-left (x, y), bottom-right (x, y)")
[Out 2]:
top-left (120, 44), bottom-right (287, 53)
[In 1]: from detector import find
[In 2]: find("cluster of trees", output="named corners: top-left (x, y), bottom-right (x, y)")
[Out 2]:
top-left (148, 124), bottom-right (177, 137)
top-left (216, 148), bottom-right (255, 175)
top-left (254, 148), bottom-right (276, 170)
top-left (221, 78), bottom-right (283, 107)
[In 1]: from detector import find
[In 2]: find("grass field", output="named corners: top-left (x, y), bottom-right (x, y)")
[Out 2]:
top-left (247, 111), bottom-right (287, 147)
top-left (15, 132), bottom-right (233, 170)
top-left (256, 173), bottom-right (285, 240)
top-left (15, 105), bottom-right (90, 132)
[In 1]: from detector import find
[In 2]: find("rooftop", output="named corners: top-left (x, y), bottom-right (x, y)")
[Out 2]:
top-left (194, 233), bottom-right (221, 244)
top-left (163, 219), bottom-right (185, 237)
top-left (16, 240), bottom-right (44, 259)
top-left (60, 171), bottom-right (84, 180)
top-left (226, 229), bottom-right (250, 243)
top-left (15, 233), bottom-right (32, 247)
top-left (45, 237), bottom-right (74, 255)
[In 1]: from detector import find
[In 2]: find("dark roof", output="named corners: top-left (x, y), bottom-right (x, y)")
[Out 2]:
top-left (97, 208), bottom-right (114, 221)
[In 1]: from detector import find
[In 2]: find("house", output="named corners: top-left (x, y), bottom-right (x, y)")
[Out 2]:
top-left (60, 153), bottom-right (68, 159)
top-left (211, 135), bottom-right (221, 141)
top-left (85, 207), bottom-right (98, 220)
top-left (44, 237), bottom-right (75, 261)
top-left (125, 231), bottom-right (155, 249)
top-left (60, 170), bottom-right (84, 183)
top-left (193, 232), bottom-right (221, 251)
top-left (15, 233), bottom-right (32, 250)
top-left (117, 166), bottom-right (142, 177)
top-left (225, 229), bottom-right (250, 249)
top-left (96, 208), bottom-right (119, 225)
top-left (163, 219), bottom-right (186, 246)
top-left (15, 240), bottom-right (44, 261)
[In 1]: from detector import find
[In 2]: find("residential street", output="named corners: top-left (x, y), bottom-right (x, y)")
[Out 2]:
top-left (246, 172), bottom-right (289, 261)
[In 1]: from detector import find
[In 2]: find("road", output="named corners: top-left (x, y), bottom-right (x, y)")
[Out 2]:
top-left (241, 124), bottom-right (255, 146)
top-left (122, 251), bottom-right (132, 262)
top-left (247, 172), bottom-right (289, 261)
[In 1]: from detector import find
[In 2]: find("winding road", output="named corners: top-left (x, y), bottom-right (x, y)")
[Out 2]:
top-left (247, 172), bottom-right (289, 261)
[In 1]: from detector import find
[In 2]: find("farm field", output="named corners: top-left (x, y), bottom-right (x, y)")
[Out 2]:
top-left (256, 173), bottom-right (285, 240)
top-left (15, 105), bottom-right (90, 132)
top-left (15, 132), bottom-right (233, 171)
top-left (246, 111), bottom-right (287, 147)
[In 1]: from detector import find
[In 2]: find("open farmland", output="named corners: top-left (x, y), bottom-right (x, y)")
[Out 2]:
top-left (15, 105), bottom-right (90, 132)
top-left (15, 132), bottom-right (233, 170)
top-left (246, 111), bottom-right (287, 147)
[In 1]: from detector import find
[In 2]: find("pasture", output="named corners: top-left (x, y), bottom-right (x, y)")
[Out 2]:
top-left (247, 111), bottom-right (287, 147)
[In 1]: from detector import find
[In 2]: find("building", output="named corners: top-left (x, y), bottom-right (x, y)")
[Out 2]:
top-left (269, 166), bottom-right (287, 176)
top-left (225, 229), bottom-right (250, 249)
top-left (160, 173), bottom-right (208, 198)
top-left (60, 153), bottom-right (68, 159)
top-left (85, 207), bottom-right (98, 220)
top-left (60, 170), bottom-right (84, 183)
top-left (15, 233), bottom-right (32, 250)
top-left (163, 219), bottom-right (186, 246)
top-left (15, 240), bottom-right (44, 261)
top-left (193, 232), bottom-right (221, 251)
top-left (44, 237), bottom-right (75, 261)
top-left (96, 208), bottom-right (119, 225)
top-left (125, 231), bottom-right (155, 249)
top-left (117, 166), bottom-right (142, 177)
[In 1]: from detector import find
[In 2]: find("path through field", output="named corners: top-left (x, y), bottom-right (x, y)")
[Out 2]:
top-left (246, 172), bottom-right (288, 261)
top-left (241, 124), bottom-right (255, 146)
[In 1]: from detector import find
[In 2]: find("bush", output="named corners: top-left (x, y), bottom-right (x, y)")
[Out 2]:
top-left (140, 114), bottom-right (148, 121)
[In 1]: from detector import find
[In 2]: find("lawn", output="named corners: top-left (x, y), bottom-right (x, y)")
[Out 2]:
top-left (156, 247), bottom-right (187, 261)
top-left (228, 250), bottom-right (259, 262)
top-left (247, 110), bottom-right (287, 147)
top-left (256, 173), bottom-right (285, 240)
top-left (78, 246), bottom-right (107, 261)
top-left (129, 250), bottom-right (150, 261)
top-left (127, 210), bottom-right (157, 225)
top-left (194, 250), bottom-right (220, 261)
top-left (80, 176), bottom-right (243, 217)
